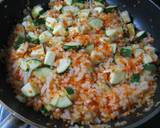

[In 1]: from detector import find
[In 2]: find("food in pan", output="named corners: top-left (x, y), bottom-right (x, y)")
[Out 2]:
top-left (7, 0), bottom-right (158, 125)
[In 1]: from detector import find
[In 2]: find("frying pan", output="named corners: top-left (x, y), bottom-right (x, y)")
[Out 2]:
top-left (0, 0), bottom-right (160, 128)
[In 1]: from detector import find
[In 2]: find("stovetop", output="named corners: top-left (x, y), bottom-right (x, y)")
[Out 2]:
top-left (0, 0), bottom-right (160, 128)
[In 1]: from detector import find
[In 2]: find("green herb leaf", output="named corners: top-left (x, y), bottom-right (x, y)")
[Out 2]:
top-left (143, 64), bottom-right (157, 72)
top-left (120, 48), bottom-right (131, 57)
top-left (66, 87), bottom-right (74, 95)
top-left (33, 18), bottom-right (45, 26)
top-left (14, 36), bottom-right (25, 49)
top-left (131, 74), bottom-right (140, 83)
top-left (95, 0), bottom-right (104, 3)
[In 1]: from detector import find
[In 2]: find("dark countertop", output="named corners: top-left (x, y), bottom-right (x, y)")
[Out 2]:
top-left (139, 0), bottom-right (160, 128)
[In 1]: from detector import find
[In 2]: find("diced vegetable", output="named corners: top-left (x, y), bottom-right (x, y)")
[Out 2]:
top-left (57, 58), bottom-right (71, 73)
top-left (33, 67), bottom-right (53, 79)
top-left (45, 17), bottom-right (57, 30)
top-left (120, 11), bottom-right (131, 24)
top-left (136, 31), bottom-right (147, 40)
top-left (23, 15), bottom-right (32, 22)
top-left (16, 43), bottom-right (28, 54)
top-left (56, 96), bottom-right (72, 108)
top-left (20, 59), bottom-right (42, 71)
top-left (93, 7), bottom-right (104, 13)
top-left (105, 27), bottom-right (123, 40)
top-left (53, 24), bottom-right (67, 36)
top-left (26, 59), bottom-right (42, 70)
top-left (105, 5), bottom-right (117, 13)
top-left (64, 41), bottom-right (82, 50)
top-left (85, 44), bottom-right (94, 54)
top-left (33, 18), bottom-right (45, 26)
top-left (134, 48), bottom-right (144, 57)
top-left (32, 5), bottom-right (44, 18)
top-left (20, 60), bottom-right (28, 71)
top-left (110, 43), bottom-right (117, 54)
top-left (89, 18), bottom-right (103, 29)
top-left (50, 94), bottom-right (59, 106)
top-left (51, 36), bottom-right (65, 45)
top-left (65, 87), bottom-right (74, 95)
top-left (50, 93), bottom-right (72, 108)
top-left (143, 54), bottom-right (153, 64)
top-left (72, 3), bottom-right (84, 9)
top-left (143, 63), bottom-right (157, 72)
top-left (39, 31), bottom-right (52, 43)
top-left (79, 9), bottom-right (90, 18)
top-left (52, 4), bottom-right (63, 11)
top-left (14, 36), bottom-right (25, 49)
top-left (30, 45), bottom-right (45, 56)
top-left (130, 74), bottom-right (140, 83)
top-left (65, 0), bottom-right (73, 5)
top-left (44, 51), bottom-right (56, 66)
top-left (110, 70), bottom-right (125, 84)
top-left (120, 48), bottom-right (131, 57)
top-left (44, 104), bottom-right (54, 111)
top-left (26, 32), bottom-right (39, 43)
top-left (62, 6), bottom-right (80, 16)
top-left (127, 23), bottom-right (135, 40)
top-left (21, 83), bottom-right (39, 97)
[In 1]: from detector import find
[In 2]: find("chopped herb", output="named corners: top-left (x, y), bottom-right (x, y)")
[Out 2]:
top-left (66, 87), bottom-right (74, 95)
top-left (14, 36), bottom-right (25, 49)
top-left (131, 74), bottom-right (140, 83)
top-left (143, 64), bottom-right (157, 72)
top-left (120, 48), bottom-right (131, 57)
top-left (33, 18), bottom-right (45, 26)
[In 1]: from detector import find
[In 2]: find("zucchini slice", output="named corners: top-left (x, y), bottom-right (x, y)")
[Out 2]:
top-left (135, 31), bottom-right (147, 40)
top-left (33, 67), bottom-right (53, 79)
top-left (127, 23), bottom-right (135, 40)
top-left (32, 5), bottom-right (44, 19)
top-left (110, 43), bottom-right (117, 54)
top-left (65, 0), bottom-right (73, 5)
top-left (120, 11), bottom-right (131, 24)
top-left (110, 70), bottom-right (125, 84)
top-left (21, 83), bottom-right (39, 97)
top-left (39, 31), bottom-right (52, 43)
top-left (33, 18), bottom-right (45, 26)
top-left (45, 17), bottom-right (57, 30)
top-left (62, 6), bottom-right (80, 16)
top-left (143, 54), bottom-right (153, 64)
top-left (26, 32), bottom-right (39, 43)
top-left (64, 41), bottom-right (82, 50)
top-left (20, 59), bottom-right (42, 71)
top-left (79, 9), bottom-right (90, 18)
top-left (85, 44), bottom-right (94, 54)
top-left (93, 7), bottom-right (104, 13)
top-left (56, 96), bottom-right (72, 108)
top-left (105, 5), bottom-right (117, 13)
top-left (44, 51), bottom-right (56, 66)
top-left (30, 45), bottom-right (45, 56)
top-left (89, 18), bottom-right (103, 29)
top-left (14, 36), bottom-right (25, 49)
top-left (27, 59), bottom-right (42, 70)
top-left (53, 24), bottom-right (67, 36)
top-left (57, 58), bottom-right (71, 73)
top-left (50, 94), bottom-right (72, 108)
